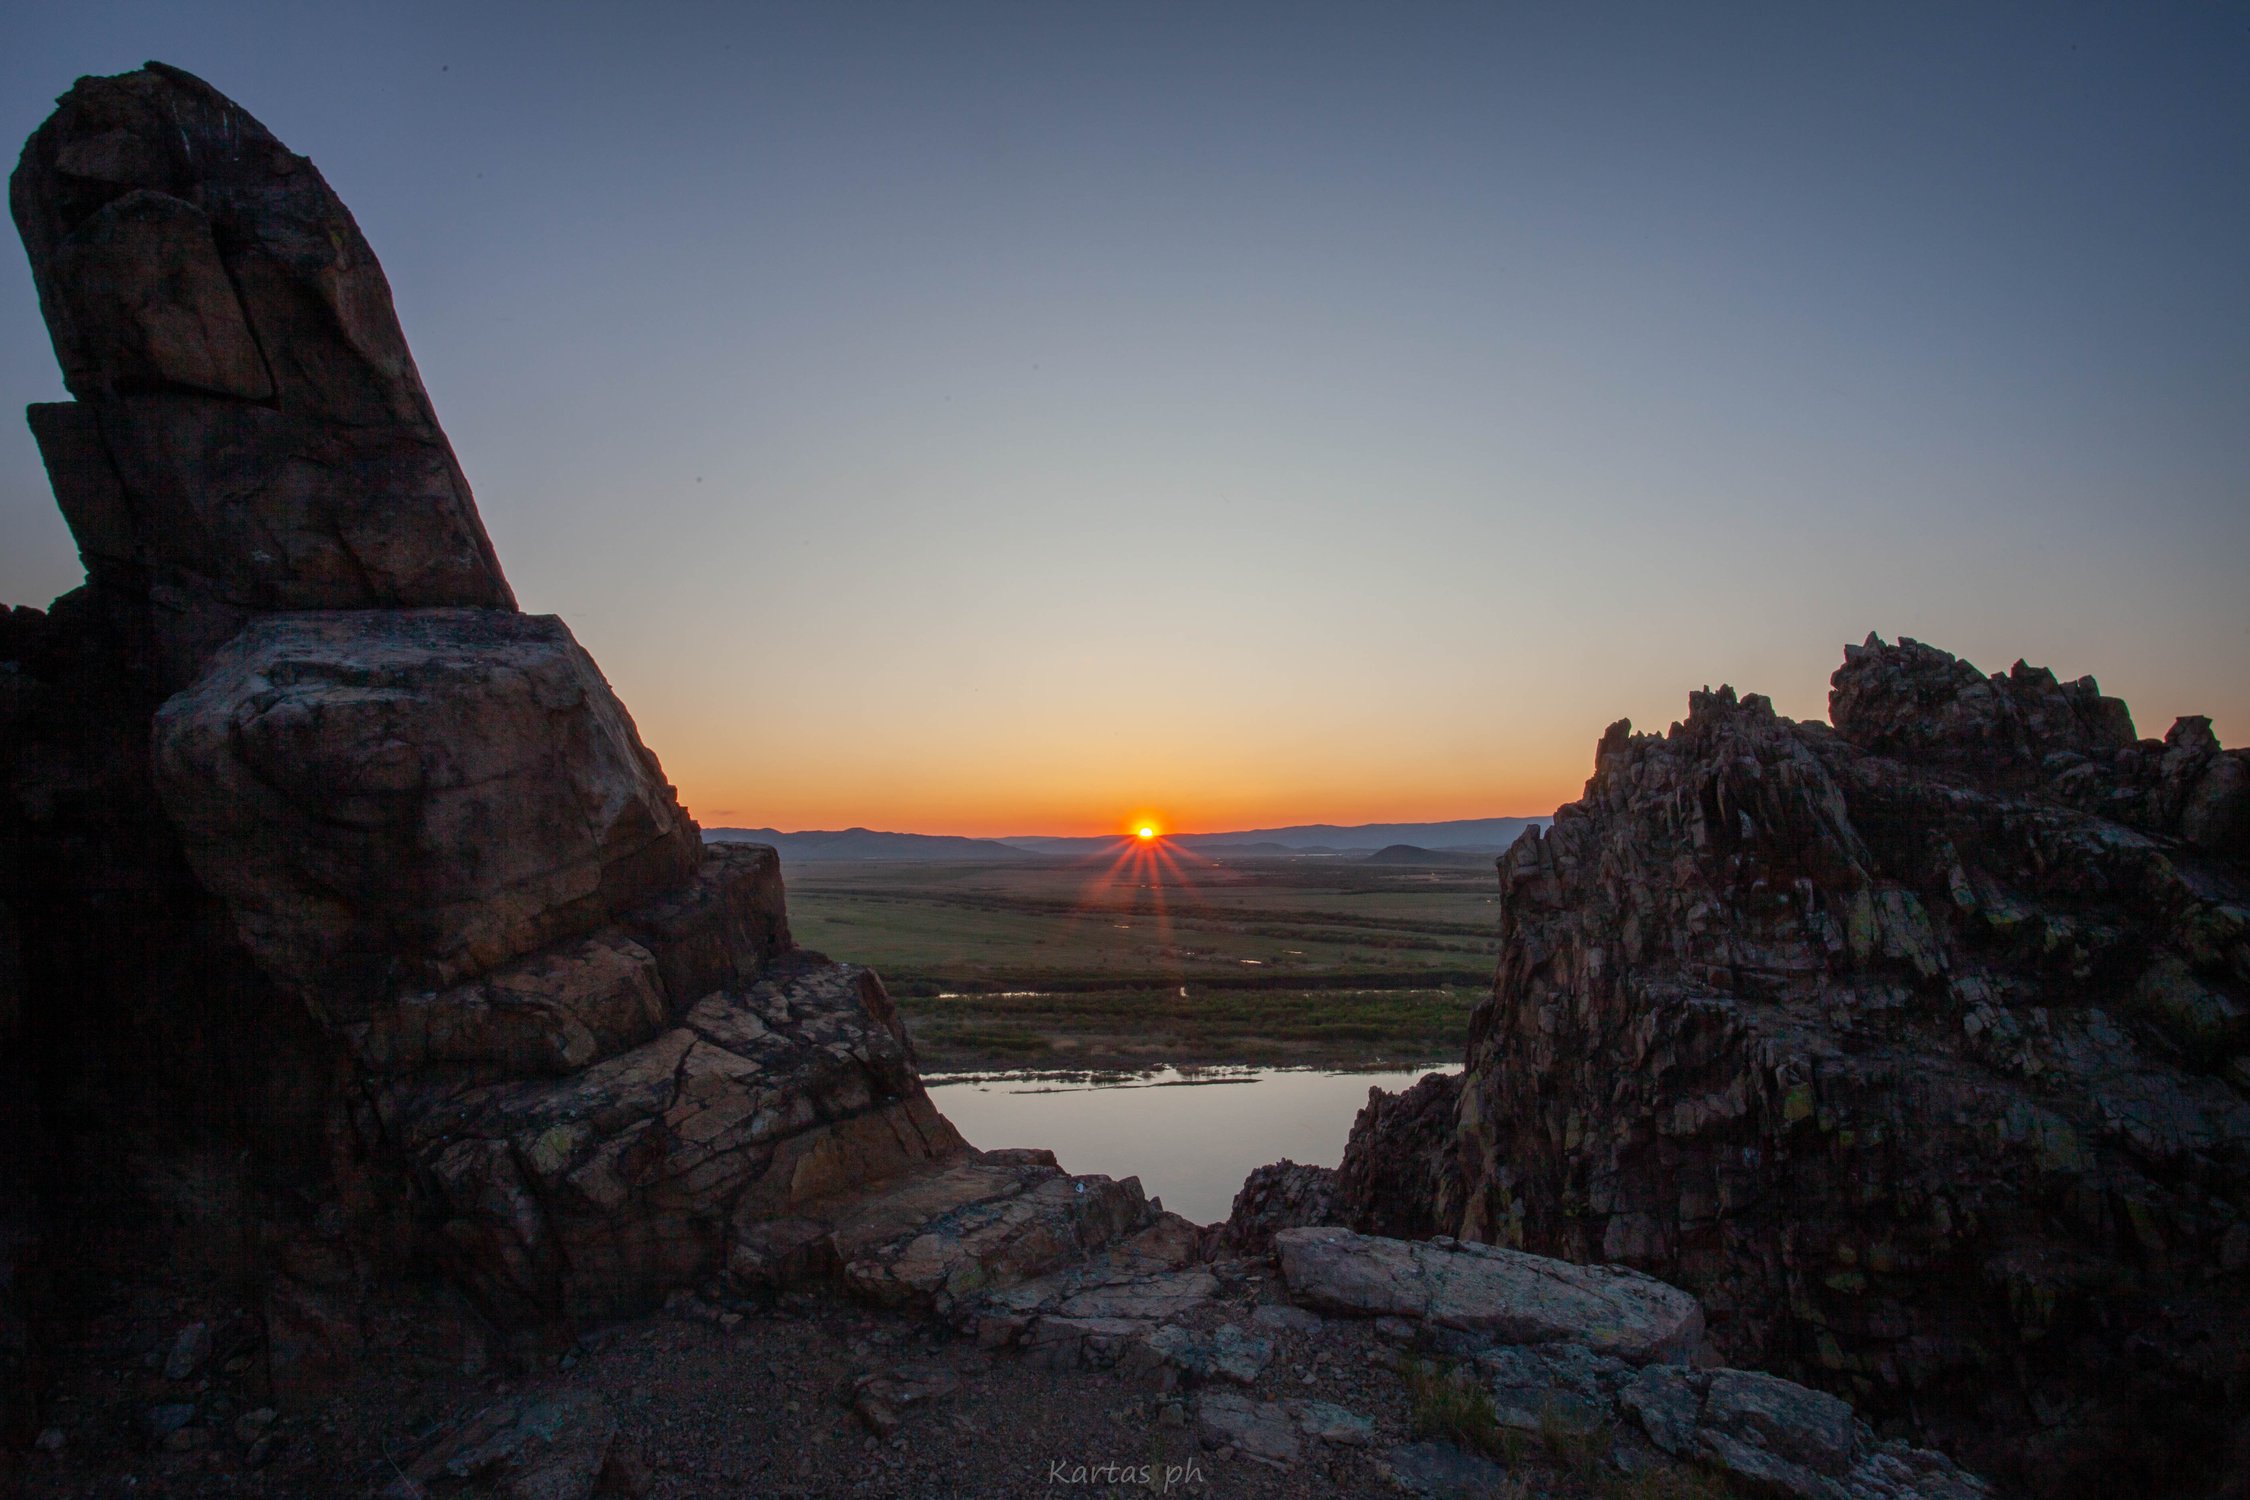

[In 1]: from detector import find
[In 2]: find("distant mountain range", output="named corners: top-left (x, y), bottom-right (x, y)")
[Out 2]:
top-left (703, 816), bottom-right (1549, 862)
top-left (704, 827), bottom-right (1030, 861)
top-left (999, 818), bottom-right (1547, 856)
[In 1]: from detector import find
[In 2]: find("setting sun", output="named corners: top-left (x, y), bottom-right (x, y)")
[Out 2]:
top-left (1136, 826), bottom-right (1156, 840)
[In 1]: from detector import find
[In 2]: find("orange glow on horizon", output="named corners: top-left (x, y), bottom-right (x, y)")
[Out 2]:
top-left (638, 675), bottom-right (1601, 841)
top-left (653, 723), bottom-right (1586, 840)
top-left (671, 783), bottom-right (1569, 841)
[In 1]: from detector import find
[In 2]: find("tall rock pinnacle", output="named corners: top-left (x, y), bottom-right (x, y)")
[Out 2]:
top-left (11, 62), bottom-right (513, 680)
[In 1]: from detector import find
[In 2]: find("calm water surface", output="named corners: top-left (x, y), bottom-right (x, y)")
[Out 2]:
top-left (924, 1064), bottom-right (1460, 1226)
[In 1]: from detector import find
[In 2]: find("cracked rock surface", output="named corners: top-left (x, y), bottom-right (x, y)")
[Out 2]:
top-left (1309, 636), bottom-right (2250, 1496)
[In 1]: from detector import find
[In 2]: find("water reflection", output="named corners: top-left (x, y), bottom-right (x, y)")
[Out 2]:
top-left (924, 1064), bottom-right (1461, 1226)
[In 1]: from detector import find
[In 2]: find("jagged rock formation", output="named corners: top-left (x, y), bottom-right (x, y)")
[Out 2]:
top-left (1211, 1159), bottom-right (1337, 1256)
top-left (1314, 637), bottom-right (2250, 1496)
top-left (1332, 1069), bottom-right (1465, 1238)
top-left (2, 63), bottom-right (1150, 1440)
top-left (1216, 1075), bottom-right (1465, 1255)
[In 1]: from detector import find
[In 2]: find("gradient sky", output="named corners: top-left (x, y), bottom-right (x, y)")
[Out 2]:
top-left (4, 3), bottom-right (2245, 836)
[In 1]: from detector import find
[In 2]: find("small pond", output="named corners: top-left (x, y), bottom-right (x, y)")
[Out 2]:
top-left (924, 1063), bottom-right (1460, 1226)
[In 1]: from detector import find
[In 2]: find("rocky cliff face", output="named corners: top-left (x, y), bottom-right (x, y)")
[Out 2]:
top-left (1321, 637), bottom-right (2250, 1495)
top-left (3, 65), bottom-right (1157, 1444)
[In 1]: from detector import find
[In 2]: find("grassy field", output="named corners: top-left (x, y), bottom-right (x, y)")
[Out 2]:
top-left (778, 848), bottom-right (1500, 1072)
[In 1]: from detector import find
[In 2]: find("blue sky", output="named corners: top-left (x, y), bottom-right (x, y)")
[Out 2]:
top-left (4, 3), bottom-right (2244, 832)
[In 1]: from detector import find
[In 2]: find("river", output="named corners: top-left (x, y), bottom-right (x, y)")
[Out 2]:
top-left (924, 1063), bottom-right (1459, 1226)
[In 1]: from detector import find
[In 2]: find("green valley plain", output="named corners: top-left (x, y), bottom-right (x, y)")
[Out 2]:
top-left (778, 851), bottom-right (1498, 1072)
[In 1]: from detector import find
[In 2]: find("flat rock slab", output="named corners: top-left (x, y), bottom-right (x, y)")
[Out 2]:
top-left (824, 1159), bottom-right (1049, 1262)
top-left (959, 1211), bottom-right (1236, 1376)
top-left (1274, 1226), bottom-right (1705, 1364)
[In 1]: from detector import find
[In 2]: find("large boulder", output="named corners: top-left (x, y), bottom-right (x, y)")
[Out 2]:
top-left (1331, 638), bottom-right (2250, 1495)
top-left (153, 609), bottom-right (702, 1018)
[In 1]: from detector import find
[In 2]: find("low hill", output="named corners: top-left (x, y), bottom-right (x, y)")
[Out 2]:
top-left (1362, 844), bottom-right (1493, 867)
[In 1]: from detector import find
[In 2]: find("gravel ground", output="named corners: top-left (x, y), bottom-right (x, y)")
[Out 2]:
top-left (12, 1254), bottom-right (1631, 1499)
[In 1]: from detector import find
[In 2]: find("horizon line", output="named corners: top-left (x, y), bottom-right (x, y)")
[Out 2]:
top-left (695, 812), bottom-right (1559, 841)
